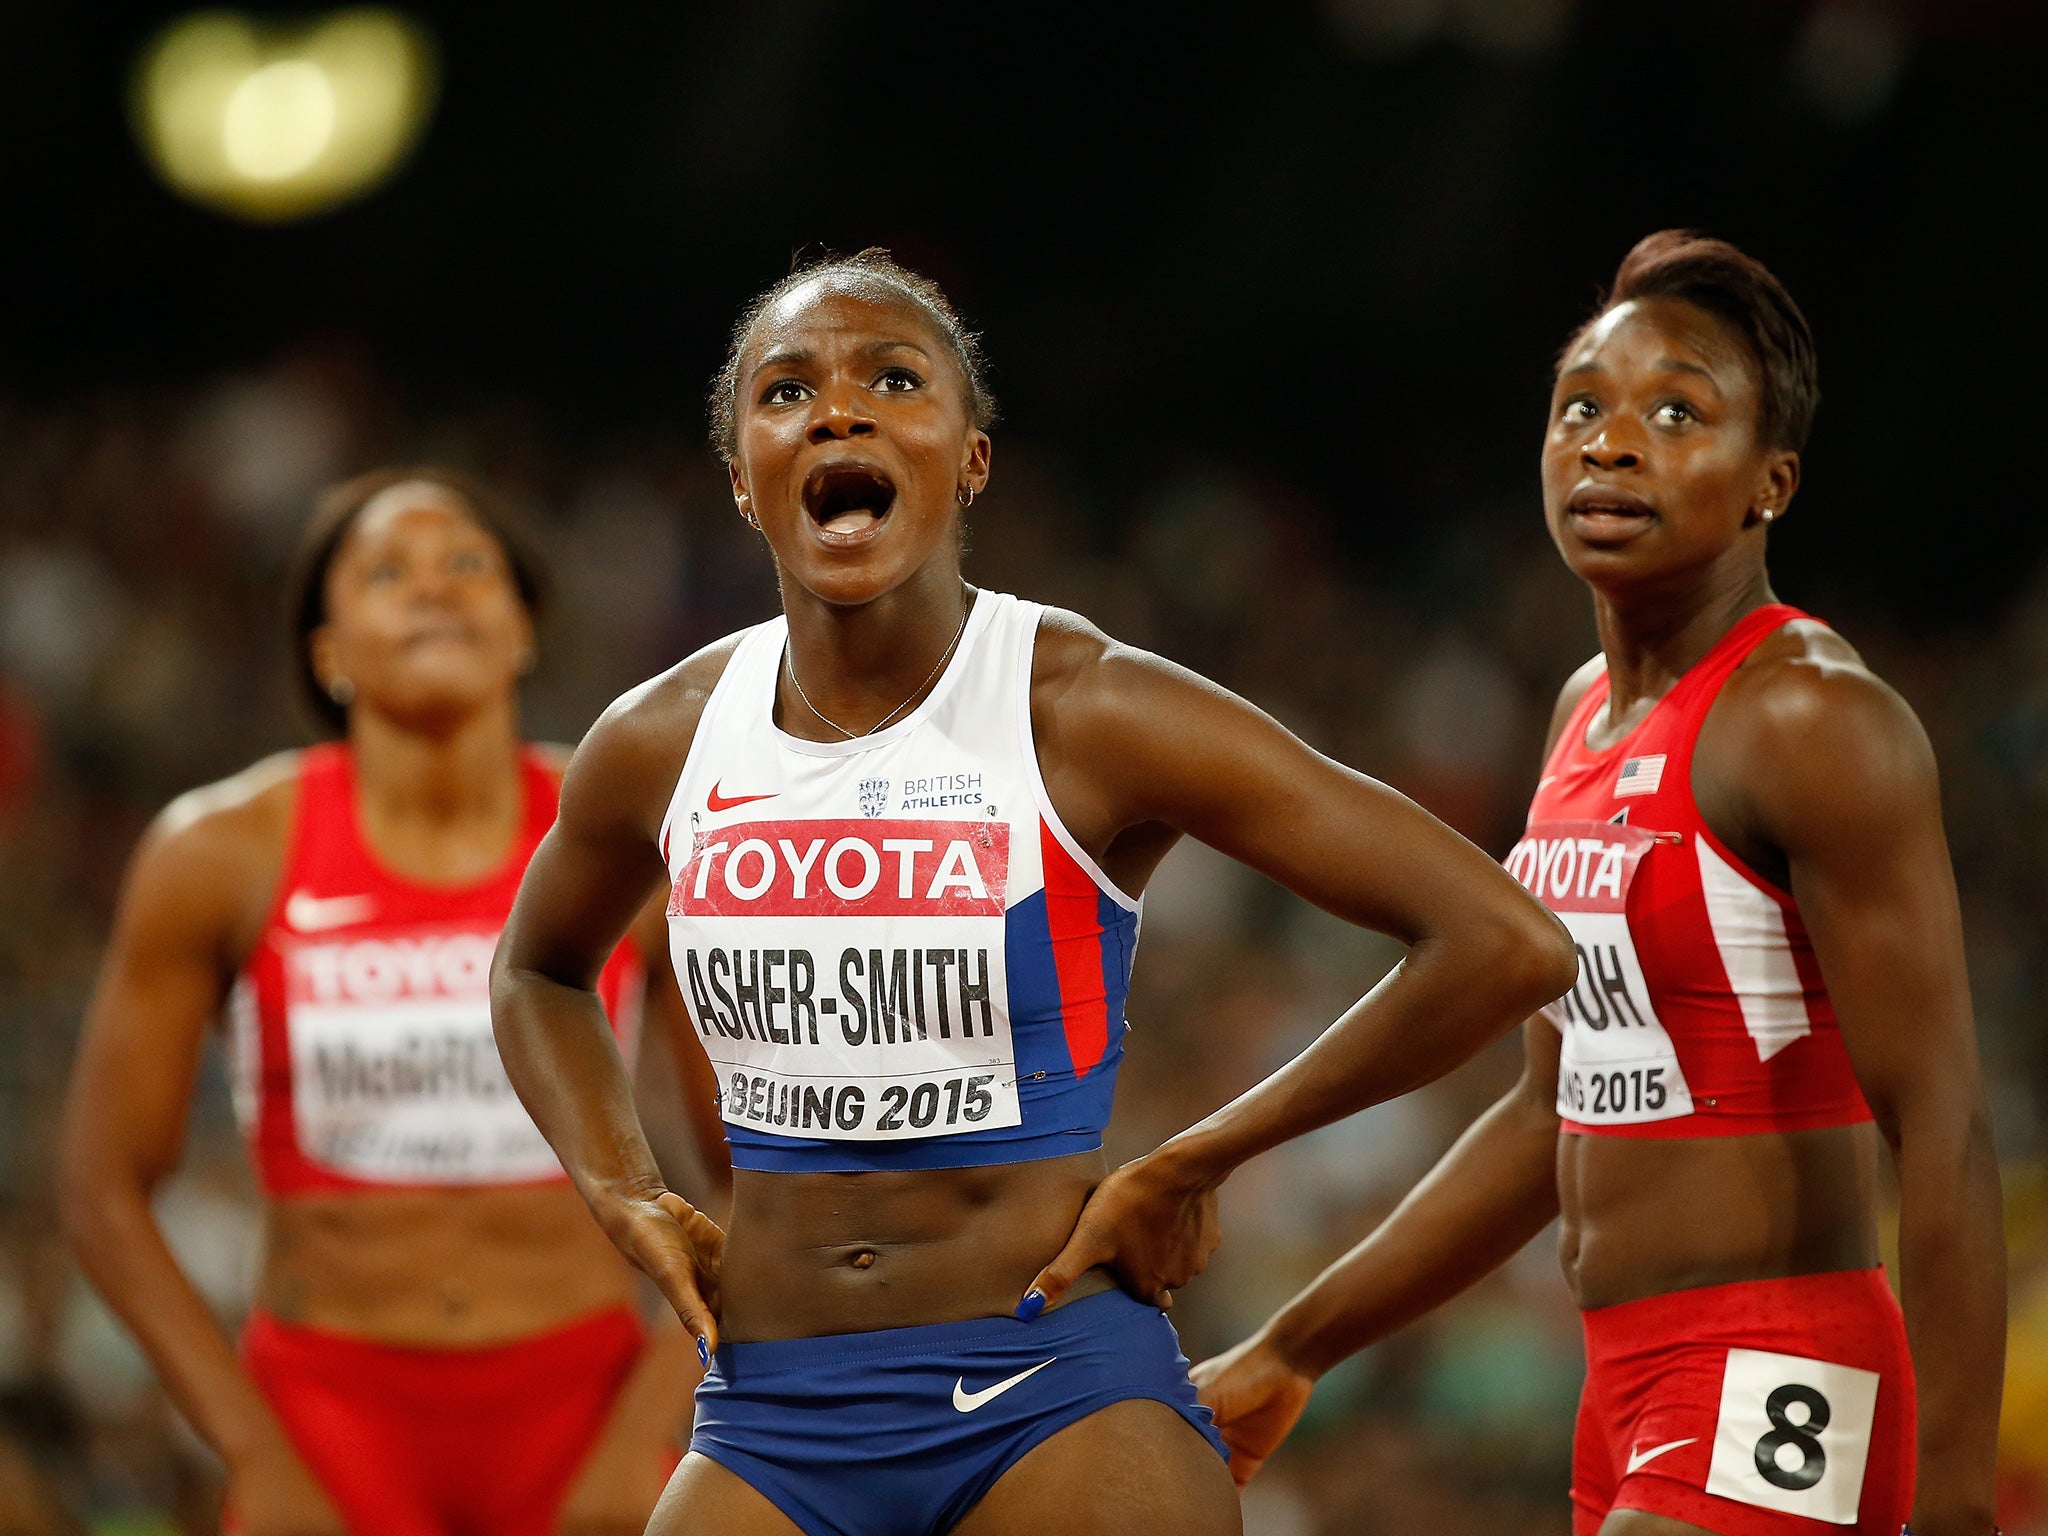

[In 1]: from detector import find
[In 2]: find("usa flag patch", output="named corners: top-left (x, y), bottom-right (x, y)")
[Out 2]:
top-left (1614, 755), bottom-right (1666, 797)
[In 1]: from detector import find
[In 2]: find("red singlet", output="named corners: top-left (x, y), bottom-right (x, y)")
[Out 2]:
top-left (229, 743), bottom-right (642, 1197)
top-left (1508, 604), bottom-right (1872, 1139)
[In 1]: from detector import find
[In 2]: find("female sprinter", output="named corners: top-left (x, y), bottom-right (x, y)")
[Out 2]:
top-left (1192, 233), bottom-right (2006, 1536)
top-left (490, 250), bottom-right (1579, 1536)
top-left (59, 469), bottom-right (727, 1536)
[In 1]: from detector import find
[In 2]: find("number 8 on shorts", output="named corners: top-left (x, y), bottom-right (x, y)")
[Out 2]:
top-left (1704, 1348), bottom-right (1881, 1525)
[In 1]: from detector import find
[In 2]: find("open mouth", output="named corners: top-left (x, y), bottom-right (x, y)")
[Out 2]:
top-left (803, 462), bottom-right (897, 542)
top-left (1567, 484), bottom-right (1655, 523)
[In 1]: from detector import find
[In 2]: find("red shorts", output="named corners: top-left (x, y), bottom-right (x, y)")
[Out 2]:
top-left (234, 1305), bottom-right (653, 1535)
top-left (1573, 1269), bottom-right (1914, 1536)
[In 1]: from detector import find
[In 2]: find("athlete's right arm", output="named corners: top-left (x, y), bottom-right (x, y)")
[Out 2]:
top-left (492, 652), bottom-right (734, 1356)
top-left (1191, 1018), bottom-right (1562, 1484)
top-left (57, 772), bottom-right (349, 1535)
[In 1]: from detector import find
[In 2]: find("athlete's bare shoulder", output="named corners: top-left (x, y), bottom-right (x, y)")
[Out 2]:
top-left (559, 631), bottom-right (750, 845)
top-left (1738, 614), bottom-right (1868, 681)
top-left (1024, 602), bottom-right (1318, 859)
top-left (590, 631), bottom-right (748, 762)
top-left (1706, 615), bottom-right (1936, 854)
top-left (1543, 654), bottom-right (1609, 756)
top-left (1030, 603), bottom-right (1235, 716)
top-left (122, 749), bottom-right (303, 960)
top-left (1721, 616), bottom-right (1916, 753)
top-left (151, 748), bottom-right (300, 864)
top-left (1029, 604), bottom-right (1117, 694)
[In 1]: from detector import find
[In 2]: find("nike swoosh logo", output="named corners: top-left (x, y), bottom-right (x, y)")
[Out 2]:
top-left (952, 1357), bottom-right (1056, 1413)
top-left (707, 781), bottom-right (777, 813)
top-left (283, 892), bottom-right (377, 932)
top-left (1625, 1437), bottom-right (1698, 1475)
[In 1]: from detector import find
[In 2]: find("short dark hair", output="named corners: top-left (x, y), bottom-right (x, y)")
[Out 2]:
top-left (284, 466), bottom-right (549, 736)
top-left (709, 248), bottom-right (997, 463)
top-left (1576, 231), bottom-right (1820, 453)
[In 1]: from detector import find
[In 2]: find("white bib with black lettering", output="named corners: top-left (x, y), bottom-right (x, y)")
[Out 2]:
top-left (1506, 821), bottom-right (1694, 1126)
top-left (668, 816), bottom-right (1019, 1142)
top-left (281, 923), bottom-right (562, 1182)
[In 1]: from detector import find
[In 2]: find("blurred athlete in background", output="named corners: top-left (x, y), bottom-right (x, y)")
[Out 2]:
top-left (1194, 233), bottom-right (2006, 1536)
top-left (489, 250), bottom-right (1578, 1536)
top-left (59, 469), bottom-right (728, 1536)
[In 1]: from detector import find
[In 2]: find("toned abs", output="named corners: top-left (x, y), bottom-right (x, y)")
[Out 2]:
top-left (720, 1152), bottom-right (1116, 1341)
top-left (1554, 626), bottom-right (1884, 1311)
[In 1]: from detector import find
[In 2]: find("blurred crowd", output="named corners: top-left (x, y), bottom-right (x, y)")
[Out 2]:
top-left (3, 345), bottom-right (2047, 1534)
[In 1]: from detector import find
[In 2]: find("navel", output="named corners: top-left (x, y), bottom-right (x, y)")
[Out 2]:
top-left (440, 1277), bottom-right (473, 1318)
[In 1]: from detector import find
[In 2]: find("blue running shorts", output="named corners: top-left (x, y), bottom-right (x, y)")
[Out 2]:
top-left (688, 1288), bottom-right (1228, 1536)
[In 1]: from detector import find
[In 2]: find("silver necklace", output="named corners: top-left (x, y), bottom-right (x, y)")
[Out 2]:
top-left (785, 601), bottom-right (971, 739)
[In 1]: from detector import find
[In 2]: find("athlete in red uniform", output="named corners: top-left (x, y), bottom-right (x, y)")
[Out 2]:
top-left (1193, 233), bottom-right (2005, 1536)
top-left (59, 470), bottom-right (728, 1535)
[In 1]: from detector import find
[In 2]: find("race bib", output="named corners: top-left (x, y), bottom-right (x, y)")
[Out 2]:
top-left (1506, 821), bottom-right (1693, 1125)
top-left (670, 818), bottom-right (1022, 1142)
top-left (1704, 1347), bottom-right (1880, 1525)
top-left (284, 925), bottom-right (562, 1183)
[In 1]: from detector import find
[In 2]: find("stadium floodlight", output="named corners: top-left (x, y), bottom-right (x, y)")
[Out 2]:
top-left (131, 8), bottom-right (438, 223)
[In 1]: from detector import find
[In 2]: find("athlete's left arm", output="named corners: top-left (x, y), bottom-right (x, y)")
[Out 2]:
top-left (1021, 628), bottom-right (1578, 1313)
top-left (1737, 656), bottom-right (2004, 1536)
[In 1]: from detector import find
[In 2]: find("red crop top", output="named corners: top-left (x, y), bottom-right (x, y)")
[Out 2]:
top-left (228, 743), bottom-right (642, 1197)
top-left (1507, 604), bottom-right (1872, 1139)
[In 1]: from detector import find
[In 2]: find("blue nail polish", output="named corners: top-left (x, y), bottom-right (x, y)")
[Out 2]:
top-left (697, 1336), bottom-right (710, 1367)
top-left (1015, 1289), bottom-right (1046, 1322)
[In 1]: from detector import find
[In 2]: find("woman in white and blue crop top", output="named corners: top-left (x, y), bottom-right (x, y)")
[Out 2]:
top-left (492, 251), bottom-right (1579, 1536)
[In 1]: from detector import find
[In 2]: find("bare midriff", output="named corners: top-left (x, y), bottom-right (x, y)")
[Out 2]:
top-left (256, 1182), bottom-right (638, 1346)
top-left (719, 1149), bottom-right (1115, 1342)
top-left (1557, 1120), bottom-right (1883, 1310)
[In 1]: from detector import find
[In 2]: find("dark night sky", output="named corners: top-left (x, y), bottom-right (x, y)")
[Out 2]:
top-left (1, 0), bottom-right (2041, 620)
